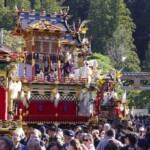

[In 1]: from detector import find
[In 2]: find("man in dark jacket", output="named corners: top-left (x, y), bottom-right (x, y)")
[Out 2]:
top-left (63, 130), bottom-right (74, 150)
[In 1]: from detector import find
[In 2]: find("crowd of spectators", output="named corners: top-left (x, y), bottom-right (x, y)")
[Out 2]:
top-left (0, 115), bottom-right (149, 150)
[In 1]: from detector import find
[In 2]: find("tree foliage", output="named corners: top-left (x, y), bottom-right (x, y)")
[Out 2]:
top-left (9, 0), bottom-right (31, 10)
top-left (62, 0), bottom-right (90, 23)
top-left (127, 90), bottom-right (150, 108)
top-left (87, 53), bottom-right (113, 73)
top-left (3, 30), bottom-right (24, 52)
top-left (31, 0), bottom-right (61, 12)
top-left (0, 0), bottom-right (61, 30)
top-left (142, 43), bottom-right (150, 71)
top-left (87, 0), bottom-right (140, 71)
top-left (125, 0), bottom-right (150, 69)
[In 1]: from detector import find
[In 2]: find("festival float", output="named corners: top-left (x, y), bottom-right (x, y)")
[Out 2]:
top-left (94, 69), bottom-right (126, 124)
top-left (0, 8), bottom-right (126, 129)
top-left (0, 45), bottom-right (24, 135)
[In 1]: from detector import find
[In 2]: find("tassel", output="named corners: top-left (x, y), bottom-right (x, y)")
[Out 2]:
top-left (20, 91), bottom-right (25, 100)
top-left (54, 93), bottom-right (60, 107)
top-left (22, 97), bottom-right (26, 106)
top-left (9, 80), bottom-right (14, 91)
top-left (13, 82), bottom-right (19, 92)
top-left (10, 89), bottom-right (18, 99)
top-left (17, 81), bottom-right (22, 92)
top-left (27, 91), bottom-right (31, 100)
top-left (67, 53), bottom-right (72, 61)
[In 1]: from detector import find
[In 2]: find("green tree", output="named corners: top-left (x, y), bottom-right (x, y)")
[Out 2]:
top-left (40, 0), bottom-right (61, 13)
top-left (34, 0), bottom-right (41, 11)
top-left (142, 43), bottom-right (150, 71)
top-left (7, 0), bottom-right (31, 10)
top-left (128, 90), bottom-right (150, 109)
top-left (88, 0), bottom-right (117, 54)
top-left (0, 0), bottom-right (31, 30)
top-left (62, 0), bottom-right (90, 23)
top-left (3, 30), bottom-right (24, 52)
top-left (125, 0), bottom-right (150, 67)
top-left (0, 0), bottom-right (17, 30)
top-left (88, 0), bottom-right (140, 71)
top-left (87, 53), bottom-right (113, 73)
top-left (0, 10), bottom-right (17, 30)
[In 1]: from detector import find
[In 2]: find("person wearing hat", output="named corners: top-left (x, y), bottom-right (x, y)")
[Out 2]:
top-left (0, 136), bottom-right (13, 150)
top-left (138, 127), bottom-right (145, 139)
top-left (63, 130), bottom-right (74, 150)
top-left (47, 125), bottom-right (59, 145)
top-left (39, 126), bottom-right (49, 147)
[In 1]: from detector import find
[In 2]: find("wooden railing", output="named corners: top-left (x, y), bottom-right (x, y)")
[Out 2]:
top-left (20, 76), bottom-right (88, 84)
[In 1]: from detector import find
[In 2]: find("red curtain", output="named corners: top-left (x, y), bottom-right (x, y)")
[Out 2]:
top-left (29, 101), bottom-right (77, 115)
top-left (0, 87), bottom-right (7, 120)
top-left (23, 101), bottom-right (89, 123)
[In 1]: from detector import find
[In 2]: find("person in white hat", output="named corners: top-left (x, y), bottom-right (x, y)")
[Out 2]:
top-left (139, 127), bottom-right (145, 139)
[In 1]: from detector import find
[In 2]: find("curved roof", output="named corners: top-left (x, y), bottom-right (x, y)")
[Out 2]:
top-left (12, 11), bottom-right (75, 35)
